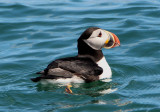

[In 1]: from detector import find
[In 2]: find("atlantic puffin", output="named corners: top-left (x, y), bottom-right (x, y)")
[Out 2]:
top-left (31, 27), bottom-right (120, 93)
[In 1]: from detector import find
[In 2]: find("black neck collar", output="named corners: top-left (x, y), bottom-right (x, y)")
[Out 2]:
top-left (77, 39), bottom-right (103, 62)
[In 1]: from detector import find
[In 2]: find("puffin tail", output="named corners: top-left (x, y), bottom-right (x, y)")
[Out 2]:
top-left (31, 70), bottom-right (46, 82)
top-left (31, 77), bottom-right (42, 82)
top-left (36, 71), bottom-right (44, 74)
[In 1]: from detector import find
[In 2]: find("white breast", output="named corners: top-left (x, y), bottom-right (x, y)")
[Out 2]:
top-left (96, 57), bottom-right (112, 79)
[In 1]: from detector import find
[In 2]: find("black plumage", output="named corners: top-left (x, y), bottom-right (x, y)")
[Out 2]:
top-left (31, 56), bottom-right (103, 82)
top-left (31, 27), bottom-right (104, 83)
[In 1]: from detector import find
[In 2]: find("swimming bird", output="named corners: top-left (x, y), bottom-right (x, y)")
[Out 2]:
top-left (31, 27), bottom-right (120, 94)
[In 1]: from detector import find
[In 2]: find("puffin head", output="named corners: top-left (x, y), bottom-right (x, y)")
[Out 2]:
top-left (78, 27), bottom-right (120, 50)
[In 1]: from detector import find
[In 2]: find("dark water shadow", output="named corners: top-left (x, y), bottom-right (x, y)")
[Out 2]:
top-left (34, 80), bottom-right (118, 97)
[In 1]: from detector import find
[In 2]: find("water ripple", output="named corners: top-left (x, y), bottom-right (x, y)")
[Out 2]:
top-left (0, 0), bottom-right (160, 111)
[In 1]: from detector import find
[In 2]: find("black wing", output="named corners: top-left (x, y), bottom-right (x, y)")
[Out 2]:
top-left (31, 56), bottom-right (103, 82)
top-left (47, 56), bottom-right (103, 82)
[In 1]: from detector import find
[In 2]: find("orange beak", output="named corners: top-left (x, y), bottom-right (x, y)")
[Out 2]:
top-left (110, 32), bottom-right (120, 48)
top-left (104, 31), bottom-right (120, 49)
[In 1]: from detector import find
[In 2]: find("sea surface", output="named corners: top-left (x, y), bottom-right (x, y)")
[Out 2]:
top-left (0, 0), bottom-right (160, 112)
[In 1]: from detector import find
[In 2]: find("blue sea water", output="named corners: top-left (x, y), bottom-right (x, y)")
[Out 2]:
top-left (0, 0), bottom-right (160, 112)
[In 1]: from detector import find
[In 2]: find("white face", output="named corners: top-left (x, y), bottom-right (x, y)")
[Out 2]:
top-left (83, 29), bottom-right (109, 50)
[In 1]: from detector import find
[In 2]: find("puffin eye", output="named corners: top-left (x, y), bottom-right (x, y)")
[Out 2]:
top-left (98, 32), bottom-right (102, 37)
